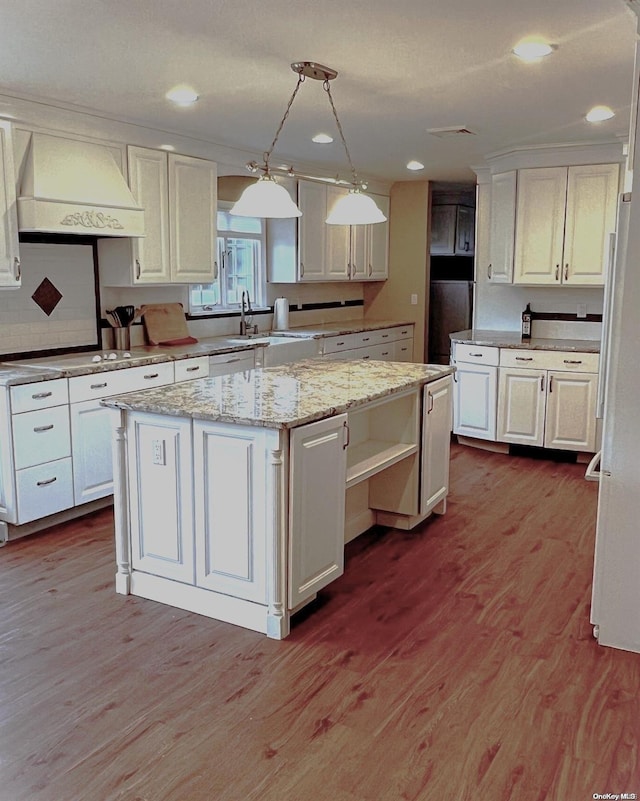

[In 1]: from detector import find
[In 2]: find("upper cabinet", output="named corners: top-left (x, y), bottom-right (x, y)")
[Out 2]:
top-left (486, 162), bottom-right (619, 287)
top-left (430, 204), bottom-right (475, 256)
top-left (0, 121), bottom-right (21, 289)
top-left (99, 147), bottom-right (217, 286)
top-left (268, 179), bottom-right (389, 283)
top-left (514, 164), bottom-right (619, 286)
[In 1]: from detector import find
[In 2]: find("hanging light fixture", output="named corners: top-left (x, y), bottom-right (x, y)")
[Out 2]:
top-left (230, 62), bottom-right (386, 225)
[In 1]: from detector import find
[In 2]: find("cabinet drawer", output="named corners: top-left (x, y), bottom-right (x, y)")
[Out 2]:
top-left (174, 356), bottom-right (210, 382)
top-left (453, 344), bottom-right (500, 366)
top-left (124, 361), bottom-right (175, 391)
top-left (391, 325), bottom-right (414, 341)
top-left (13, 405), bottom-right (71, 469)
top-left (499, 349), bottom-right (599, 372)
top-left (16, 457), bottom-right (74, 524)
top-left (69, 370), bottom-right (131, 402)
top-left (208, 351), bottom-right (255, 375)
top-left (10, 378), bottom-right (69, 413)
top-left (322, 333), bottom-right (359, 354)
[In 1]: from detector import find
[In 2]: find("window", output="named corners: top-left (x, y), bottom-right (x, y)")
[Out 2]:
top-left (190, 205), bottom-right (265, 314)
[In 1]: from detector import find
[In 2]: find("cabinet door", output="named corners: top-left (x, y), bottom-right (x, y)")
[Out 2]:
top-left (455, 205), bottom-right (475, 255)
top-left (128, 146), bottom-right (171, 283)
top-left (368, 195), bottom-right (390, 279)
top-left (453, 362), bottom-right (497, 441)
top-left (0, 121), bottom-right (20, 288)
top-left (544, 371), bottom-right (598, 451)
top-left (563, 164), bottom-right (619, 286)
top-left (325, 186), bottom-right (351, 279)
top-left (514, 167), bottom-right (566, 284)
top-left (298, 180), bottom-right (327, 281)
top-left (430, 205), bottom-right (456, 254)
top-left (497, 367), bottom-right (546, 446)
top-left (488, 171), bottom-right (516, 283)
top-left (70, 400), bottom-right (114, 504)
top-left (349, 223), bottom-right (368, 280)
top-left (169, 153), bottom-right (217, 283)
top-left (193, 422), bottom-right (268, 602)
top-left (421, 376), bottom-right (452, 515)
top-left (128, 413), bottom-right (194, 583)
top-left (288, 414), bottom-right (347, 608)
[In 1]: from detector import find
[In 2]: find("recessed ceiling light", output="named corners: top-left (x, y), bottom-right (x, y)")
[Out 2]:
top-left (165, 86), bottom-right (199, 106)
top-left (407, 160), bottom-right (425, 171)
top-left (512, 37), bottom-right (554, 62)
top-left (312, 133), bottom-right (333, 144)
top-left (159, 144), bottom-right (176, 151)
top-left (585, 105), bottom-right (615, 123)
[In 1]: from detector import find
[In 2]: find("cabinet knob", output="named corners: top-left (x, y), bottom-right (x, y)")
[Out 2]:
top-left (14, 256), bottom-right (21, 280)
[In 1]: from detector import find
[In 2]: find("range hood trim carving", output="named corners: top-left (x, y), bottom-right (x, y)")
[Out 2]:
top-left (17, 133), bottom-right (145, 238)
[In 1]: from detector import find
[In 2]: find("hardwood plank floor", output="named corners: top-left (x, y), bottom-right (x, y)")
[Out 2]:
top-left (0, 443), bottom-right (638, 801)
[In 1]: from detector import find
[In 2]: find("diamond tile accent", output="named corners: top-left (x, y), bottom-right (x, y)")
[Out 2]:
top-left (32, 277), bottom-right (63, 316)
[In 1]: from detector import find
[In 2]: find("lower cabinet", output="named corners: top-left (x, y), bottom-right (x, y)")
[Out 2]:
top-left (421, 376), bottom-right (451, 515)
top-left (70, 400), bottom-right (115, 504)
top-left (453, 361), bottom-right (498, 441)
top-left (497, 366), bottom-right (598, 450)
top-left (288, 414), bottom-right (348, 609)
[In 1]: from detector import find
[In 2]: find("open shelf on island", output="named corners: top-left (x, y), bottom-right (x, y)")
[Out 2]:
top-left (346, 440), bottom-right (418, 488)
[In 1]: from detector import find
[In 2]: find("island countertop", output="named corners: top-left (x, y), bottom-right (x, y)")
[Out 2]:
top-left (101, 359), bottom-right (454, 429)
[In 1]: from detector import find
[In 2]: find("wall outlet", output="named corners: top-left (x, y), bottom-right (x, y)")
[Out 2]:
top-left (410, 294), bottom-right (418, 305)
top-left (577, 303), bottom-right (588, 319)
top-left (152, 439), bottom-right (166, 466)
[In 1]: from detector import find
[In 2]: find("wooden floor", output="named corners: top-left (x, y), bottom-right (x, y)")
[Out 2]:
top-left (1, 443), bottom-right (638, 801)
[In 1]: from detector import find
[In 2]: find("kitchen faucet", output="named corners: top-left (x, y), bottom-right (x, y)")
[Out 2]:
top-left (239, 290), bottom-right (254, 336)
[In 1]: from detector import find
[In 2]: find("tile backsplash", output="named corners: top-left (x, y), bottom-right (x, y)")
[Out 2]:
top-left (0, 243), bottom-right (99, 357)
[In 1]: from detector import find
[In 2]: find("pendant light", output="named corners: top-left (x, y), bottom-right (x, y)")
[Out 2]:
top-left (230, 62), bottom-right (386, 225)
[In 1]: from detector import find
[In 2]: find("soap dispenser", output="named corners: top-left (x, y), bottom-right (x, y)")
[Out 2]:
top-left (521, 303), bottom-right (532, 340)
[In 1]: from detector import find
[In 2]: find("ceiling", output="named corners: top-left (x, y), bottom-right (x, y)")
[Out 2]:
top-left (0, 0), bottom-right (637, 185)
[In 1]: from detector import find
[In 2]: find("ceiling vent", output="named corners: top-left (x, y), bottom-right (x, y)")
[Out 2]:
top-left (427, 126), bottom-right (476, 138)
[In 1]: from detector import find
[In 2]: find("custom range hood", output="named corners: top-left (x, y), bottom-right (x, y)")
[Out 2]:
top-left (18, 133), bottom-right (144, 237)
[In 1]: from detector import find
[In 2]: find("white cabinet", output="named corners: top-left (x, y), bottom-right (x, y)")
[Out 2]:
top-left (208, 350), bottom-right (255, 376)
top-left (497, 349), bottom-right (599, 451)
top-left (320, 325), bottom-right (414, 362)
top-left (127, 413), bottom-right (195, 583)
top-left (430, 204), bottom-right (475, 256)
top-left (452, 344), bottom-right (499, 441)
top-left (174, 356), bottom-right (209, 382)
top-left (487, 171), bottom-right (516, 283)
top-left (288, 414), bottom-right (348, 608)
top-left (271, 180), bottom-right (389, 283)
top-left (0, 120), bottom-right (20, 288)
top-left (2, 379), bottom-right (73, 524)
top-left (514, 164), bottom-right (619, 286)
top-left (193, 420), bottom-right (268, 602)
top-left (421, 376), bottom-right (451, 515)
top-left (99, 148), bottom-right (217, 285)
top-left (70, 400), bottom-right (114, 505)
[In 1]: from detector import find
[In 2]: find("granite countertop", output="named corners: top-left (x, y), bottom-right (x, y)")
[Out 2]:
top-left (272, 319), bottom-right (414, 339)
top-left (102, 360), bottom-right (454, 429)
top-left (449, 329), bottom-right (601, 353)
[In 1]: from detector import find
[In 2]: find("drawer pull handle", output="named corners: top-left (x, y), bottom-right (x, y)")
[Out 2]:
top-left (223, 358), bottom-right (244, 364)
top-left (555, 264), bottom-right (560, 281)
top-left (563, 359), bottom-right (582, 365)
top-left (469, 352), bottom-right (484, 358)
top-left (427, 392), bottom-right (434, 414)
top-left (144, 373), bottom-right (159, 380)
top-left (362, 355), bottom-right (370, 359)
top-left (381, 334), bottom-right (389, 338)
top-left (91, 382), bottom-right (108, 390)
top-left (400, 347), bottom-right (408, 351)
top-left (37, 476), bottom-right (57, 487)
top-left (186, 366), bottom-right (200, 372)
top-left (362, 337), bottom-right (370, 342)
top-left (516, 356), bottom-right (534, 361)
top-left (31, 391), bottom-right (53, 400)
top-left (336, 341), bottom-right (345, 346)
top-left (564, 263), bottom-right (569, 281)
top-left (33, 424), bottom-right (54, 433)
top-left (381, 351), bottom-right (390, 356)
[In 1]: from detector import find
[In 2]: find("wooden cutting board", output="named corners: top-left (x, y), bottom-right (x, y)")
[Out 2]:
top-left (141, 303), bottom-right (197, 345)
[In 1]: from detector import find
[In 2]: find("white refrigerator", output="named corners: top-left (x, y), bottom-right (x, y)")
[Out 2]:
top-left (590, 186), bottom-right (640, 652)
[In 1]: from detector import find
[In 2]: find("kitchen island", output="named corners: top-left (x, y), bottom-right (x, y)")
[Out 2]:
top-left (102, 359), bottom-right (454, 638)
